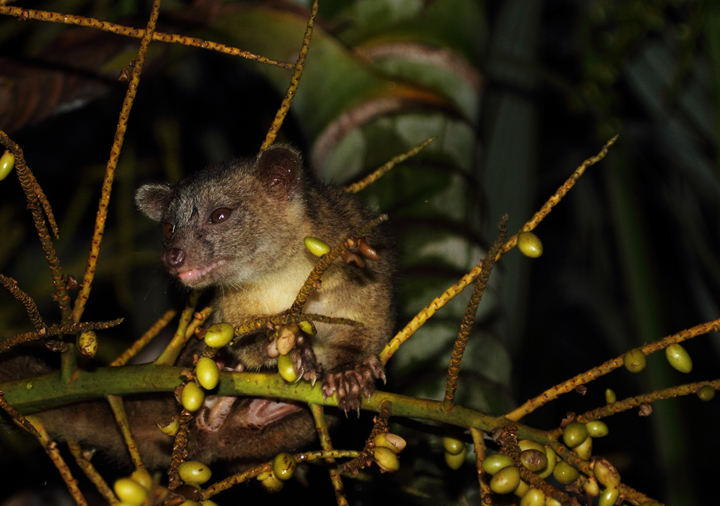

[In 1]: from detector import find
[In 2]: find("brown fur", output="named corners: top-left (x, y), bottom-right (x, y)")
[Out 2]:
top-left (0, 145), bottom-right (395, 470)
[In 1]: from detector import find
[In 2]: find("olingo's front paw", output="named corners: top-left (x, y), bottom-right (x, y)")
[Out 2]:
top-left (289, 334), bottom-right (322, 385)
top-left (322, 355), bottom-right (386, 413)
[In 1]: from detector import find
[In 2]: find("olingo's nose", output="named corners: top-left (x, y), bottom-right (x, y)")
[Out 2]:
top-left (162, 248), bottom-right (185, 269)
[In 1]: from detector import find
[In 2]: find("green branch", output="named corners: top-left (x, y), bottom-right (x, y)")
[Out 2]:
top-left (1, 365), bottom-right (533, 439)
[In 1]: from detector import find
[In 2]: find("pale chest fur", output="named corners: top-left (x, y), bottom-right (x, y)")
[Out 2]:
top-left (214, 254), bottom-right (357, 325)
top-left (215, 258), bottom-right (309, 320)
top-left (214, 251), bottom-right (378, 372)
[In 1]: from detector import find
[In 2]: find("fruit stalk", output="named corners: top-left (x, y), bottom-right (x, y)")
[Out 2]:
top-left (290, 214), bottom-right (388, 314)
top-left (498, 425), bottom-right (570, 505)
top-left (340, 399), bottom-right (393, 475)
top-left (310, 403), bottom-right (347, 504)
top-left (0, 274), bottom-right (47, 334)
top-left (106, 395), bottom-right (144, 469)
top-left (575, 379), bottom-right (720, 423)
top-left (26, 416), bottom-right (87, 506)
top-left (67, 439), bottom-right (118, 505)
top-left (168, 411), bottom-right (192, 490)
top-left (442, 216), bottom-right (507, 412)
top-left (470, 427), bottom-right (494, 502)
top-left (506, 317), bottom-right (720, 422)
top-left (155, 290), bottom-right (202, 366)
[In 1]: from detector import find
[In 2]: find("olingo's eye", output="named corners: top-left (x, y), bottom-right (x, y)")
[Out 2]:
top-left (210, 208), bottom-right (232, 224)
top-left (163, 223), bottom-right (174, 239)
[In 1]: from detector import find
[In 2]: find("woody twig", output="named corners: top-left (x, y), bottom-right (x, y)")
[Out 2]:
top-left (25, 415), bottom-right (88, 506)
top-left (186, 305), bottom-right (212, 339)
top-left (72, 0), bottom-right (162, 323)
top-left (380, 259), bottom-right (485, 364)
top-left (111, 309), bottom-right (178, 367)
top-left (470, 427), bottom-right (493, 503)
top-left (381, 136), bottom-right (618, 366)
top-left (575, 379), bottom-right (720, 424)
top-left (260, 0), bottom-right (320, 151)
top-left (0, 274), bottom-right (47, 335)
top-left (155, 290), bottom-right (201, 366)
top-left (340, 399), bottom-right (393, 475)
top-left (0, 133), bottom-right (75, 380)
top-left (443, 216), bottom-right (507, 412)
top-left (201, 462), bottom-right (271, 499)
top-left (201, 449), bottom-right (362, 500)
top-left (497, 425), bottom-right (570, 505)
top-left (291, 214), bottom-right (388, 314)
top-left (551, 443), bottom-right (656, 506)
top-left (0, 318), bottom-right (124, 354)
top-left (0, 390), bottom-right (40, 437)
top-left (497, 135), bottom-right (617, 258)
top-left (505, 317), bottom-right (720, 422)
top-left (0, 136), bottom-right (58, 238)
top-left (343, 137), bottom-right (437, 193)
top-left (234, 313), bottom-right (362, 337)
top-left (168, 410), bottom-right (192, 490)
top-left (67, 439), bottom-right (119, 505)
top-left (310, 404), bottom-right (348, 506)
top-left (60, 345), bottom-right (78, 386)
top-left (0, 132), bottom-right (69, 321)
top-left (0, 6), bottom-right (294, 69)
top-left (106, 395), bottom-right (144, 469)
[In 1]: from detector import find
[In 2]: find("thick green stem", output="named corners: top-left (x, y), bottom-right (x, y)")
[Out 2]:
top-left (1, 365), bottom-right (523, 438)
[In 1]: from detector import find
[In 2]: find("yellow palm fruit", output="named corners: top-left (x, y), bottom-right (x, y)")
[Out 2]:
top-left (0, 150), bottom-right (14, 181)
top-left (272, 453), bottom-right (296, 481)
top-left (277, 354), bottom-right (298, 382)
top-left (624, 348), bottom-right (646, 373)
top-left (665, 343), bottom-right (692, 373)
top-left (304, 237), bottom-right (330, 257)
top-left (178, 461), bottom-right (211, 485)
top-left (196, 357), bottom-right (220, 390)
top-left (562, 422), bottom-right (589, 448)
top-left (490, 466), bottom-right (520, 494)
top-left (204, 322), bottom-right (234, 348)
top-left (114, 478), bottom-right (148, 505)
top-left (181, 382), bottom-right (205, 412)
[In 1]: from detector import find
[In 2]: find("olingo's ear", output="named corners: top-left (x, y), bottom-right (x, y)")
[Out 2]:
top-left (135, 183), bottom-right (172, 222)
top-left (256, 145), bottom-right (302, 198)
